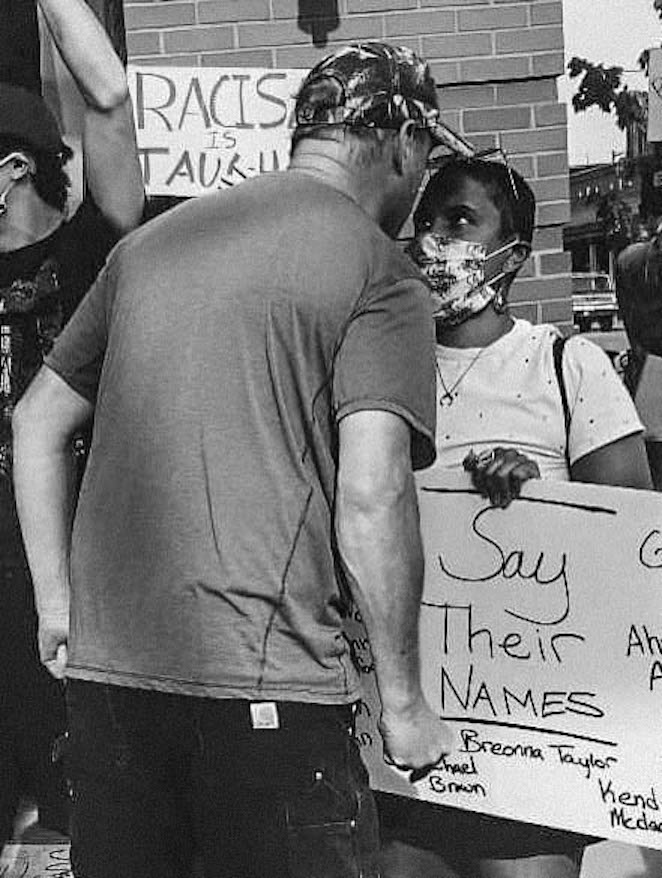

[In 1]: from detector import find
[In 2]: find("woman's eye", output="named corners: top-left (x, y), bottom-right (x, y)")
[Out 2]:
top-left (451, 217), bottom-right (469, 232)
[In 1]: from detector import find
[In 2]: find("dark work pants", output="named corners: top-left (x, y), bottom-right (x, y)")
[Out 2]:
top-left (65, 681), bottom-right (380, 878)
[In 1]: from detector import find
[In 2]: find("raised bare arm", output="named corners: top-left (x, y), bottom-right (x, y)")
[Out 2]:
top-left (39, 0), bottom-right (144, 232)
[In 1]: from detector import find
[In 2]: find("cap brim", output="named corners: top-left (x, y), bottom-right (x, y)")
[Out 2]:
top-left (428, 120), bottom-right (475, 158)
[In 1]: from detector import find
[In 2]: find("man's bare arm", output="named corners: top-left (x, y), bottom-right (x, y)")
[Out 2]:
top-left (39, 0), bottom-right (144, 233)
top-left (335, 409), bottom-right (451, 772)
top-left (13, 366), bottom-right (94, 678)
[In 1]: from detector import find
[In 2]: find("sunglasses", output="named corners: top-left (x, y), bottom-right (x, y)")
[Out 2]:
top-left (426, 144), bottom-right (521, 202)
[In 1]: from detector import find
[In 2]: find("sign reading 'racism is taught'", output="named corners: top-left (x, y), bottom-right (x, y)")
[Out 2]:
top-left (127, 66), bottom-right (305, 197)
top-left (349, 474), bottom-right (662, 849)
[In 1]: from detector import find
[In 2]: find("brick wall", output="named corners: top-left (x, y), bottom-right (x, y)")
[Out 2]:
top-left (122, 0), bottom-right (571, 327)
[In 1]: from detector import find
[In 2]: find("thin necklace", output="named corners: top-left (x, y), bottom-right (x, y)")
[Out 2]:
top-left (435, 347), bottom-right (485, 407)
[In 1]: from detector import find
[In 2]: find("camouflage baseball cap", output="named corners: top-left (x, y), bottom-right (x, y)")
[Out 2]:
top-left (294, 42), bottom-right (474, 157)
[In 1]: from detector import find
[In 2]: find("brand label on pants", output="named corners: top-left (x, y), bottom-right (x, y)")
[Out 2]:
top-left (250, 701), bottom-right (280, 729)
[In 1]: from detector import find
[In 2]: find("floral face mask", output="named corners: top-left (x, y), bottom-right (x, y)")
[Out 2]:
top-left (408, 233), bottom-right (519, 325)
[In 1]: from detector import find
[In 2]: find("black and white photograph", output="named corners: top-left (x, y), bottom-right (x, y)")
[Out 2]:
top-left (1, 2), bottom-right (662, 877)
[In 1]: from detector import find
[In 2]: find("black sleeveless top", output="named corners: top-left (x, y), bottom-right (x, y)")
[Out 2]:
top-left (0, 199), bottom-right (117, 483)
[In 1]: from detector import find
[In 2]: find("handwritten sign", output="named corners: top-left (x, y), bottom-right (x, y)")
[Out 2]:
top-left (127, 66), bottom-right (305, 197)
top-left (648, 48), bottom-right (662, 142)
top-left (0, 844), bottom-right (71, 878)
top-left (351, 473), bottom-right (662, 849)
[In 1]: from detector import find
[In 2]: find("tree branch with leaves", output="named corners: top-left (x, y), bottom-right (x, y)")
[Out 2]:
top-left (568, 0), bottom-right (661, 129)
top-left (568, 57), bottom-right (648, 130)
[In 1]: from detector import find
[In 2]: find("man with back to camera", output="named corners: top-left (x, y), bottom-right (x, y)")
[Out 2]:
top-left (12, 41), bottom-right (471, 878)
top-left (0, 0), bottom-right (144, 847)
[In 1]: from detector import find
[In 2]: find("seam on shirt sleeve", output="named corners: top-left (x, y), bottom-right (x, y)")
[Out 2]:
top-left (335, 397), bottom-right (436, 470)
top-left (43, 358), bottom-right (98, 405)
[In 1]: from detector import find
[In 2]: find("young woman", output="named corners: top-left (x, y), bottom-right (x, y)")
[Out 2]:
top-left (377, 157), bottom-right (652, 878)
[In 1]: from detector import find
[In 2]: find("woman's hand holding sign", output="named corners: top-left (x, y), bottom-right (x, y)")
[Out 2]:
top-left (464, 447), bottom-right (541, 508)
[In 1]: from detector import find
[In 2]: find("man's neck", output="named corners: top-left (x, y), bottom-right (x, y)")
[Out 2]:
top-left (0, 193), bottom-right (64, 253)
top-left (289, 142), bottom-right (392, 233)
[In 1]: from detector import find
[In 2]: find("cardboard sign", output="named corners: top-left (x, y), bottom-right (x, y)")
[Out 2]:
top-left (127, 66), bottom-right (305, 196)
top-left (351, 473), bottom-right (662, 849)
top-left (648, 48), bottom-right (662, 143)
top-left (0, 844), bottom-right (71, 878)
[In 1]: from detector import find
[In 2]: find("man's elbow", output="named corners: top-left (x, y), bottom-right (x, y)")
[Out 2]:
top-left (337, 460), bottom-right (413, 520)
top-left (89, 84), bottom-right (132, 115)
top-left (335, 462), bottom-right (421, 579)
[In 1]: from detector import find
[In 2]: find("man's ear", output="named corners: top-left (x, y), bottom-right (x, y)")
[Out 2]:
top-left (504, 241), bottom-right (530, 275)
top-left (4, 152), bottom-right (35, 181)
top-left (393, 119), bottom-right (418, 175)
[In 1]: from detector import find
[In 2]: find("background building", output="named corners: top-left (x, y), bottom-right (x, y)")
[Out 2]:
top-left (119, 0), bottom-right (572, 328)
top-left (565, 96), bottom-right (662, 283)
top-left (565, 160), bottom-right (639, 280)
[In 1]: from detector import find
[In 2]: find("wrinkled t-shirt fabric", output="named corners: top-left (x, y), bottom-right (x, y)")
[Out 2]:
top-left (45, 171), bottom-right (437, 703)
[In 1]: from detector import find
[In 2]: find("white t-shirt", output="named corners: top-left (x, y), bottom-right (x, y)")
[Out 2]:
top-left (427, 319), bottom-right (643, 481)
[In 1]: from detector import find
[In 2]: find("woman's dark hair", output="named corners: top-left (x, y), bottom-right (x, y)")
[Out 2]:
top-left (0, 136), bottom-right (73, 212)
top-left (415, 157), bottom-right (536, 245)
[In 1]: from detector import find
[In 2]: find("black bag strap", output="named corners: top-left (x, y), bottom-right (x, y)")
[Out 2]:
top-left (552, 334), bottom-right (571, 465)
top-left (622, 344), bottom-right (647, 398)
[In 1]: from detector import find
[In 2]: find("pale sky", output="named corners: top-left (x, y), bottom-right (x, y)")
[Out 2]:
top-left (560, 0), bottom-right (661, 164)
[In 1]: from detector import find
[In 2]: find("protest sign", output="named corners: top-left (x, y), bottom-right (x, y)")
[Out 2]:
top-left (648, 48), bottom-right (662, 143)
top-left (351, 473), bottom-right (662, 849)
top-left (127, 66), bottom-right (305, 197)
top-left (0, 844), bottom-right (70, 878)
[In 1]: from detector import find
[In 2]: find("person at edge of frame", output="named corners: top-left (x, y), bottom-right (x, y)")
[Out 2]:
top-left (616, 224), bottom-right (662, 490)
top-left (0, 0), bottom-right (144, 849)
top-left (377, 155), bottom-right (651, 878)
top-left (11, 41), bottom-right (475, 878)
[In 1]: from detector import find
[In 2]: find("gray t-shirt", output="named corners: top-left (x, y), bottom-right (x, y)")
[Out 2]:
top-left (45, 171), bottom-right (437, 703)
